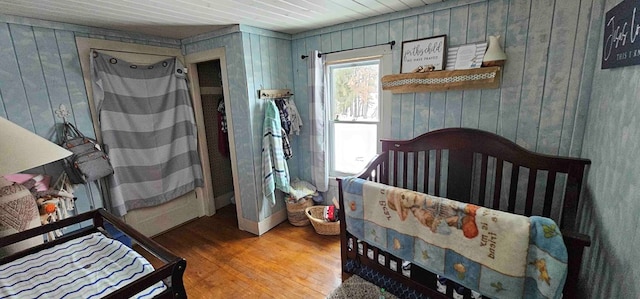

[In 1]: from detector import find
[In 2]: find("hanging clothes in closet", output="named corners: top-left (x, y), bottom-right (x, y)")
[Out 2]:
top-left (217, 99), bottom-right (229, 156)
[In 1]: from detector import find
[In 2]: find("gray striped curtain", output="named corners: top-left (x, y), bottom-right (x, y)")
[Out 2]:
top-left (307, 50), bottom-right (328, 192)
top-left (91, 51), bottom-right (203, 216)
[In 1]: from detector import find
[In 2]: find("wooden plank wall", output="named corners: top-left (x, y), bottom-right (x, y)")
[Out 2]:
top-left (242, 30), bottom-right (295, 221)
top-left (578, 0), bottom-right (640, 298)
top-left (0, 15), bottom-right (181, 227)
top-left (183, 31), bottom-right (264, 222)
top-left (183, 27), bottom-right (295, 222)
top-left (291, 0), bottom-right (593, 184)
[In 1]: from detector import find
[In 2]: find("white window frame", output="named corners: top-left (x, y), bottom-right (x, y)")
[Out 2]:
top-left (325, 45), bottom-right (392, 177)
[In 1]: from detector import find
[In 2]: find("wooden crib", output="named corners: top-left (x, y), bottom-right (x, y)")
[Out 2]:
top-left (337, 128), bottom-right (591, 299)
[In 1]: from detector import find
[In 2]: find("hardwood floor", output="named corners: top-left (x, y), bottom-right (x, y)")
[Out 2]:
top-left (136, 204), bottom-right (342, 298)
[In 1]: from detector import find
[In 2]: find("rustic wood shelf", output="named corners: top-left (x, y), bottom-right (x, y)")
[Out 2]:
top-left (381, 66), bottom-right (501, 93)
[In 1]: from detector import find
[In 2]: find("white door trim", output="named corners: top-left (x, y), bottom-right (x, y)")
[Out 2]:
top-left (184, 48), bottom-right (247, 229)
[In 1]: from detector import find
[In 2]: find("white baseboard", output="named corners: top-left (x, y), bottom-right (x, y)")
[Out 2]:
top-left (237, 207), bottom-right (287, 236)
top-left (214, 191), bottom-right (234, 210)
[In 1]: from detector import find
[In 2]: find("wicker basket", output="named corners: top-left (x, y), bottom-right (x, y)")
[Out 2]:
top-left (305, 206), bottom-right (340, 235)
top-left (286, 197), bottom-right (314, 226)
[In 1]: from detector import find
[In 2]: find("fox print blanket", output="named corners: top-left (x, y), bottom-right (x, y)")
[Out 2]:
top-left (341, 177), bottom-right (568, 299)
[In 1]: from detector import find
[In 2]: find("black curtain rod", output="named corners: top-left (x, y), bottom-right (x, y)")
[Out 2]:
top-left (300, 40), bottom-right (395, 59)
top-left (91, 48), bottom-right (175, 58)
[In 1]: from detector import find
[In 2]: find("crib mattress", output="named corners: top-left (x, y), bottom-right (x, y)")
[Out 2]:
top-left (0, 232), bottom-right (165, 298)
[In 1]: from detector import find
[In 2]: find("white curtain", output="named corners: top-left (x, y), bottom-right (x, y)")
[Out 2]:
top-left (307, 50), bottom-right (328, 192)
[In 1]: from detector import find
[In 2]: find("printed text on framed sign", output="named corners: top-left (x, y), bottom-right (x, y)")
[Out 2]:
top-left (401, 35), bottom-right (447, 73)
top-left (602, 0), bottom-right (640, 69)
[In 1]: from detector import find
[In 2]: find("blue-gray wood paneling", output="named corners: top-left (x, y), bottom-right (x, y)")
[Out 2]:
top-left (185, 28), bottom-right (294, 221)
top-left (0, 16), bottom-right (182, 224)
top-left (292, 0), bottom-right (592, 181)
top-left (579, 0), bottom-right (640, 298)
top-left (184, 31), bottom-right (266, 222)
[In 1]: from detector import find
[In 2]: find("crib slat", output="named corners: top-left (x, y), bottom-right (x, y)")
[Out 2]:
top-left (492, 159), bottom-right (503, 209)
top-left (447, 149), bottom-right (473, 203)
top-left (525, 169), bottom-right (537, 216)
top-left (423, 151), bottom-right (430, 194)
top-left (383, 158), bottom-right (388, 184)
top-left (434, 149), bottom-right (442, 197)
top-left (392, 151), bottom-right (398, 187)
top-left (402, 152), bottom-right (409, 189)
top-left (543, 171), bottom-right (557, 217)
top-left (479, 154), bottom-right (488, 206)
top-left (508, 164), bottom-right (520, 213)
top-left (413, 152), bottom-right (419, 191)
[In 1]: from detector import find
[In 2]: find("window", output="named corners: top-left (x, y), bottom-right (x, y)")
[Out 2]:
top-left (325, 46), bottom-right (391, 176)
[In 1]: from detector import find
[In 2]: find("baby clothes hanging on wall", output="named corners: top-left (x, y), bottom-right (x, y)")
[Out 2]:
top-left (285, 98), bottom-right (302, 136)
top-left (262, 100), bottom-right (290, 206)
top-left (281, 128), bottom-right (292, 160)
top-left (275, 98), bottom-right (292, 160)
top-left (275, 99), bottom-right (291, 135)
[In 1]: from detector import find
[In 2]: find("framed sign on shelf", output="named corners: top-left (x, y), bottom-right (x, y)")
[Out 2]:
top-left (446, 42), bottom-right (487, 70)
top-left (400, 35), bottom-right (447, 73)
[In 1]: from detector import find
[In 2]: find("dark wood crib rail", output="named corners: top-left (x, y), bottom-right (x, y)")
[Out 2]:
top-left (340, 128), bottom-right (591, 299)
top-left (0, 208), bottom-right (187, 299)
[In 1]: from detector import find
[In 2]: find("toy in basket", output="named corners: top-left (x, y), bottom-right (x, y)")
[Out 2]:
top-left (305, 205), bottom-right (340, 235)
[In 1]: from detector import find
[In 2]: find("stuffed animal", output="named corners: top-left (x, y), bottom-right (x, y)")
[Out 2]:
top-left (19, 174), bottom-right (76, 240)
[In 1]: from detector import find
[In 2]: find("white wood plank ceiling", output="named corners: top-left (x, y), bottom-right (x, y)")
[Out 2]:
top-left (0, 0), bottom-right (447, 39)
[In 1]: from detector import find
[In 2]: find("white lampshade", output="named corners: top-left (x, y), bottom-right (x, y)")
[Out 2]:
top-left (0, 117), bottom-right (72, 176)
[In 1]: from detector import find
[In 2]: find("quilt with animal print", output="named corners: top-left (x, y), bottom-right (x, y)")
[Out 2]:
top-left (341, 177), bottom-right (567, 299)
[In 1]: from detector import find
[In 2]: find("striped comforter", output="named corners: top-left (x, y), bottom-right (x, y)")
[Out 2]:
top-left (0, 233), bottom-right (165, 298)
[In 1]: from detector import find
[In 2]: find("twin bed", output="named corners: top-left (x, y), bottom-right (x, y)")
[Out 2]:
top-left (0, 208), bottom-right (186, 298)
top-left (337, 128), bottom-right (591, 299)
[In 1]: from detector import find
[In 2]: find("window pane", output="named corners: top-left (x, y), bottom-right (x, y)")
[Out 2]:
top-left (333, 123), bottom-right (377, 174)
top-left (330, 61), bottom-right (379, 122)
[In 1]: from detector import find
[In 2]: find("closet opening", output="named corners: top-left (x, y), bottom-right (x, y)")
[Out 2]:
top-left (185, 47), bottom-right (249, 232)
top-left (196, 60), bottom-right (236, 214)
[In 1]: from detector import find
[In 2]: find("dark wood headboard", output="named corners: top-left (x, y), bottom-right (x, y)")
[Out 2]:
top-left (355, 128), bottom-right (590, 231)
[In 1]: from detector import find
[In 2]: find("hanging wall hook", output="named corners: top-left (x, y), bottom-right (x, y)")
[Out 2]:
top-left (258, 89), bottom-right (294, 99)
top-left (55, 104), bottom-right (70, 123)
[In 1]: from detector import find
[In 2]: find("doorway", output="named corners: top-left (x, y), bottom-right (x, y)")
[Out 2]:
top-left (76, 37), bottom-right (206, 237)
top-left (184, 48), bottom-right (248, 231)
top-left (196, 60), bottom-right (235, 210)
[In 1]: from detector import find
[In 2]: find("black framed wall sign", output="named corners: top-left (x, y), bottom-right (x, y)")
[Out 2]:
top-left (401, 35), bottom-right (447, 73)
top-left (602, 0), bottom-right (640, 69)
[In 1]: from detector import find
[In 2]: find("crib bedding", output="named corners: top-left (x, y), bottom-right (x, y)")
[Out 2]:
top-left (0, 232), bottom-right (165, 299)
top-left (342, 177), bottom-right (568, 299)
